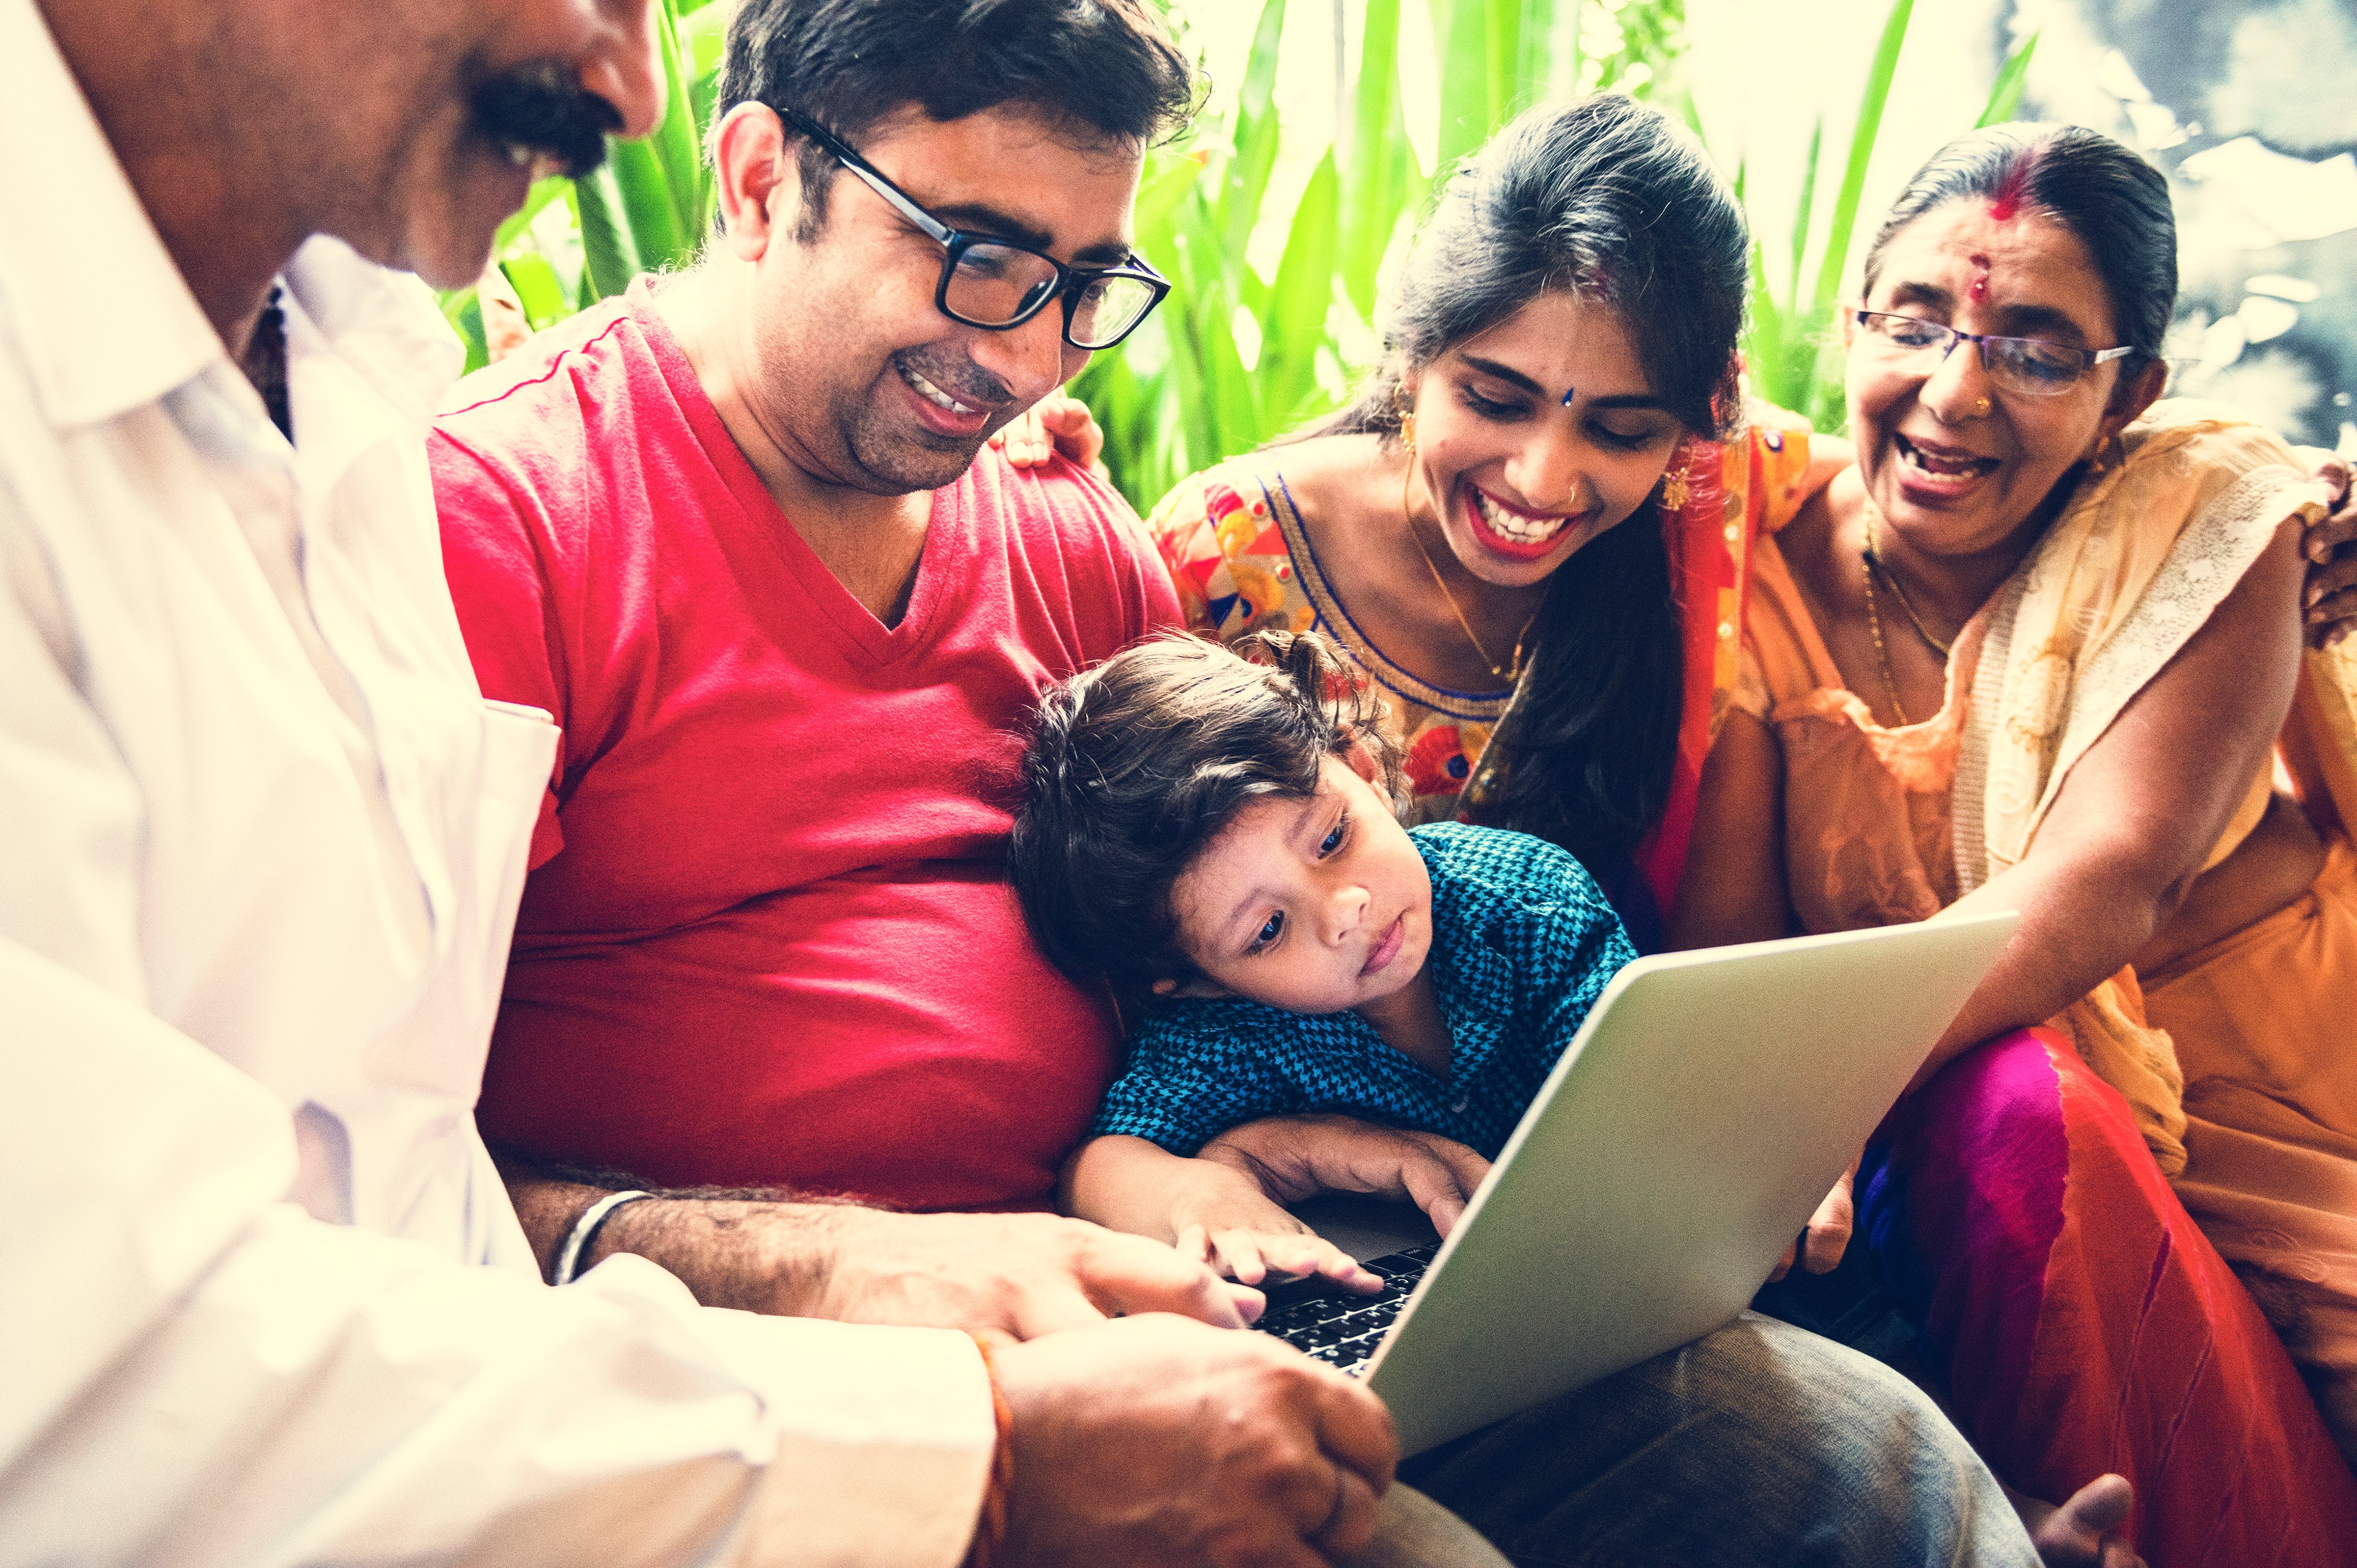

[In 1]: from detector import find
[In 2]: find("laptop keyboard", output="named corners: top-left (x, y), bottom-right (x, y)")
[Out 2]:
top-left (1253, 1244), bottom-right (1438, 1376)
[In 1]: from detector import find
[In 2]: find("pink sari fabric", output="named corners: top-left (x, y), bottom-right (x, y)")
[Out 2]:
top-left (1870, 1029), bottom-right (2357, 1564)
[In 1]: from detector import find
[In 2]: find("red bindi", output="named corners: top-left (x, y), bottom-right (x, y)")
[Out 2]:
top-left (1986, 157), bottom-right (2034, 224)
top-left (1968, 254), bottom-right (1991, 303)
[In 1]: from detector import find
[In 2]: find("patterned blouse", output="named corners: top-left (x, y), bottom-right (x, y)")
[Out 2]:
top-left (1144, 461), bottom-right (1513, 825)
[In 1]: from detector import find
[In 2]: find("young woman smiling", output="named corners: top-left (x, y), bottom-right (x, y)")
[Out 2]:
top-left (1674, 124), bottom-right (2357, 1564)
top-left (1145, 94), bottom-right (1821, 956)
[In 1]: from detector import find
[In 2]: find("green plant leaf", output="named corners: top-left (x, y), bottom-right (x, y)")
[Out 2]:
top-left (1436, 0), bottom-right (1492, 176)
top-left (1788, 114), bottom-right (1821, 308)
top-left (646, 0), bottom-right (710, 247)
top-left (1485, 0), bottom-right (1516, 126)
top-left (1810, 0), bottom-right (1913, 318)
top-left (498, 253), bottom-right (572, 331)
top-left (573, 163), bottom-right (645, 301)
top-left (1179, 192), bottom-right (1261, 456)
top-left (1517, 0), bottom-right (1557, 97)
top-left (679, 0), bottom-right (731, 84)
top-left (1340, 0), bottom-right (1406, 317)
top-left (1259, 149), bottom-right (1342, 427)
top-left (447, 291), bottom-right (489, 375)
top-left (1218, 0), bottom-right (1287, 260)
top-left (1976, 32), bottom-right (2038, 128)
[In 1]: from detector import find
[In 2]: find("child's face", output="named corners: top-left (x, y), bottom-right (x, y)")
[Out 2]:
top-left (1161, 748), bottom-right (1433, 1014)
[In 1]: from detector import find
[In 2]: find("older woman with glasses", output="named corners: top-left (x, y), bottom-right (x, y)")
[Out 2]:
top-left (1673, 123), bottom-right (2357, 1563)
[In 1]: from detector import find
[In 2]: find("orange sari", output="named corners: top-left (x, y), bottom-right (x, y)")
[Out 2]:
top-left (1734, 403), bottom-right (2357, 1558)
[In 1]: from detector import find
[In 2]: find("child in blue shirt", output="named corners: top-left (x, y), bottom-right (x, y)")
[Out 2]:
top-left (1009, 628), bottom-right (1636, 1294)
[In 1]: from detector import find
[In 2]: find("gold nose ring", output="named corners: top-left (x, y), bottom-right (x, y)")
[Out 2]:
top-left (1973, 395), bottom-right (1992, 417)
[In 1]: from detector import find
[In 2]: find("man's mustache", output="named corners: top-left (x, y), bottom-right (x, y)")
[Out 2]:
top-left (469, 60), bottom-right (624, 181)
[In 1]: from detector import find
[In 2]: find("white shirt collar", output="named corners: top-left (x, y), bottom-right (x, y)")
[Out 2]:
top-left (283, 237), bottom-right (464, 429)
top-left (0, 0), bottom-right (225, 430)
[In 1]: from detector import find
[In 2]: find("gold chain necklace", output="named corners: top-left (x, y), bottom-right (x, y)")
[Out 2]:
top-left (1860, 511), bottom-right (1952, 726)
top-left (1401, 436), bottom-right (1536, 681)
top-left (1864, 513), bottom-right (1955, 658)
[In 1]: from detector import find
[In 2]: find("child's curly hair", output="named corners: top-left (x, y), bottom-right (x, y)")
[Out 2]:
top-left (1008, 629), bottom-right (1404, 997)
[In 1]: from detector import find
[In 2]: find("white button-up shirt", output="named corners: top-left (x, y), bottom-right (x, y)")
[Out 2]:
top-left (0, 4), bottom-right (992, 1561)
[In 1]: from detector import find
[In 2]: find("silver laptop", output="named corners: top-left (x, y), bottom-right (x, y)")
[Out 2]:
top-left (1254, 912), bottom-right (2019, 1457)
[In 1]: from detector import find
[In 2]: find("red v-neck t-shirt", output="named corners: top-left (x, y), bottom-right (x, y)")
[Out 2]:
top-left (431, 292), bottom-right (1178, 1209)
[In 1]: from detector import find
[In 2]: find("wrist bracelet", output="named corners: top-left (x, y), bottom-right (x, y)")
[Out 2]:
top-left (552, 1189), bottom-right (654, 1286)
top-left (963, 1334), bottom-right (1016, 1568)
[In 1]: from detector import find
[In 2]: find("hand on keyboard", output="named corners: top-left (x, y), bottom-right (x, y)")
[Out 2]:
top-left (1197, 1114), bottom-right (1491, 1238)
top-left (1172, 1188), bottom-right (1385, 1296)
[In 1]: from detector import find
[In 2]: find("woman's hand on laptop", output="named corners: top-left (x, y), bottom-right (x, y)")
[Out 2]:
top-left (1766, 1156), bottom-right (1859, 1283)
top-left (1197, 1114), bottom-right (1492, 1239)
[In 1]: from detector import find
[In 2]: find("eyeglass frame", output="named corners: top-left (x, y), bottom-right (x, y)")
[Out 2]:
top-left (1850, 308), bottom-right (2139, 397)
top-left (777, 107), bottom-right (1171, 352)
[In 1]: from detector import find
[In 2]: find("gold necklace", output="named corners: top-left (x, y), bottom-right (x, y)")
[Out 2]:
top-left (1859, 512), bottom-right (1951, 726)
top-left (1401, 442), bottom-right (1537, 682)
top-left (1863, 513), bottom-right (1954, 658)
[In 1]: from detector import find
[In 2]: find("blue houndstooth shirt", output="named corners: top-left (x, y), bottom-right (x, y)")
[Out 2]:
top-left (1092, 823), bottom-right (1636, 1160)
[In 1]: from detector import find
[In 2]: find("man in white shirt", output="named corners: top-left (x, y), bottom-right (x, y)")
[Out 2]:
top-left (0, 1), bottom-right (1411, 1562)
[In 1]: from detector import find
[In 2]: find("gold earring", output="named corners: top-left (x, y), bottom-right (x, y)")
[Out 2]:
top-left (1400, 410), bottom-right (1416, 454)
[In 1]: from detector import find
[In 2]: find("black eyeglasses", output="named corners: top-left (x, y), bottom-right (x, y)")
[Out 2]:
top-left (1852, 310), bottom-right (2137, 399)
top-left (780, 109), bottom-right (1170, 352)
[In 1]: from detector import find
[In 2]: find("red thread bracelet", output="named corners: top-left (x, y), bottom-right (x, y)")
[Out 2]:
top-left (963, 1334), bottom-right (1015, 1568)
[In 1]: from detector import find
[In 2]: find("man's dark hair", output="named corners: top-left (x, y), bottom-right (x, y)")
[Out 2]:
top-left (718, 0), bottom-right (1197, 237)
top-left (1008, 630), bottom-right (1404, 998)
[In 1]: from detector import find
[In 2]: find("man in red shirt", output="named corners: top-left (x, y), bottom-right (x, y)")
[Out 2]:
top-left (431, 2), bottom-right (2046, 1564)
top-left (433, 6), bottom-right (1434, 1562)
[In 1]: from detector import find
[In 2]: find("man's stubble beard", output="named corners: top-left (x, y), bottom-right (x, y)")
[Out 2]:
top-left (758, 299), bottom-right (999, 497)
top-left (831, 385), bottom-right (990, 496)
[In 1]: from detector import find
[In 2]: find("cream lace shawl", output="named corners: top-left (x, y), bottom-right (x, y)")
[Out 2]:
top-left (1953, 400), bottom-right (2342, 1173)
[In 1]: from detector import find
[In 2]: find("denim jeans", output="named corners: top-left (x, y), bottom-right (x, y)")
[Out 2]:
top-left (1392, 1311), bottom-right (2038, 1567)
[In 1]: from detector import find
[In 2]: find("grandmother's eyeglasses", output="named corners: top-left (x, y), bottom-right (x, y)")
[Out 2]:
top-left (1853, 310), bottom-right (2136, 399)
top-left (781, 109), bottom-right (1170, 352)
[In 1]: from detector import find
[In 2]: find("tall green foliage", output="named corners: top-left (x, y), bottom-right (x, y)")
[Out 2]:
top-left (434, 0), bottom-right (2028, 509)
top-left (1078, 0), bottom-right (1690, 513)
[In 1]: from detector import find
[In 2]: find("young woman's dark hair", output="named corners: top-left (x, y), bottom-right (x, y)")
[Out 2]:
top-left (1862, 123), bottom-right (2177, 365)
top-left (1319, 93), bottom-right (1750, 889)
top-left (1008, 630), bottom-right (1403, 997)
top-left (719, 0), bottom-right (1197, 234)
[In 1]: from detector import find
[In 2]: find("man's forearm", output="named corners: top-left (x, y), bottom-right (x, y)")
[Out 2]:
top-left (498, 1146), bottom-right (1260, 1338)
top-left (492, 1148), bottom-right (850, 1315)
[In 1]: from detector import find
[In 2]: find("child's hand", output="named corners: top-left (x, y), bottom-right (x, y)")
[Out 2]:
top-left (1170, 1188), bottom-right (1383, 1296)
top-left (986, 391), bottom-right (1108, 477)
